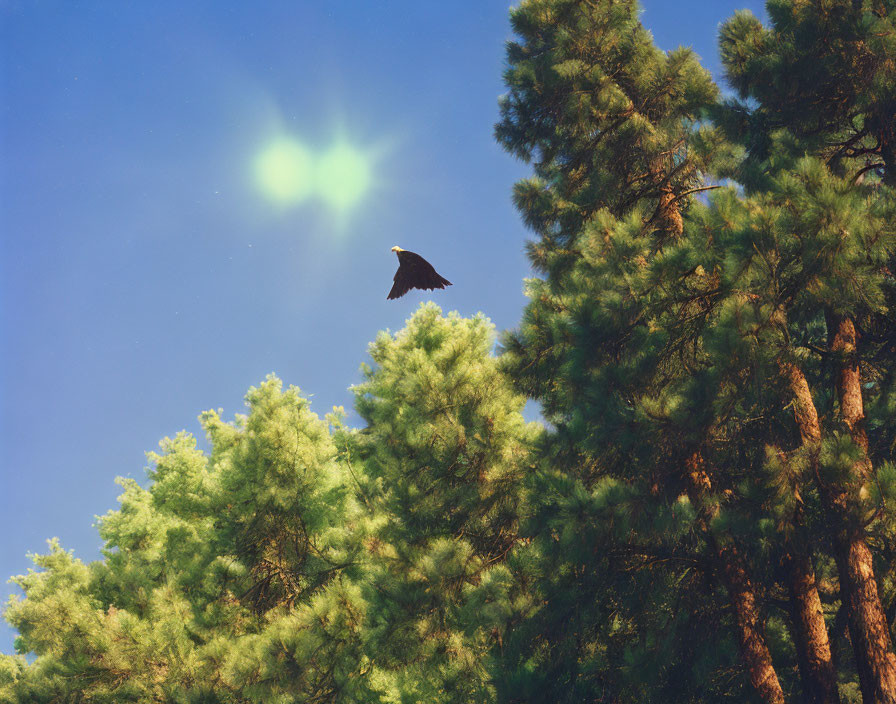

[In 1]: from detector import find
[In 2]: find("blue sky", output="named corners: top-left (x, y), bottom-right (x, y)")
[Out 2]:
top-left (0, 0), bottom-right (766, 653)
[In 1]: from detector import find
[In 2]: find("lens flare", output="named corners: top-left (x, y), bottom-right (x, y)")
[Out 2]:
top-left (254, 138), bottom-right (314, 204)
top-left (316, 143), bottom-right (371, 210)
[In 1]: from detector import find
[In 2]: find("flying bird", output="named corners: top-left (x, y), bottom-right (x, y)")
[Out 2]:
top-left (387, 246), bottom-right (452, 300)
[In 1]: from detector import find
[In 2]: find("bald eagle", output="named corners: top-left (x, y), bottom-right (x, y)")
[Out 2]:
top-left (387, 246), bottom-right (452, 300)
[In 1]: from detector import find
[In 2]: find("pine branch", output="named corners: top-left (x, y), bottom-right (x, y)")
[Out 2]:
top-left (670, 185), bottom-right (723, 204)
top-left (853, 162), bottom-right (885, 183)
top-left (798, 343), bottom-right (832, 358)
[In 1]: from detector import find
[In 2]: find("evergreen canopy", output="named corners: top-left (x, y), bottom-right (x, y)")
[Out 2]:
top-left (3, 1), bottom-right (896, 703)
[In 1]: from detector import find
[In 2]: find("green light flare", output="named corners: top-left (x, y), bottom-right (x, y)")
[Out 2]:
top-left (316, 143), bottom-right (371, 209)
top-left (254, 139), bottom-right (314, 204)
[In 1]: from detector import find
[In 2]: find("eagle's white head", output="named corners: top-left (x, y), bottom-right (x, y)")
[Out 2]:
top-left (391, 246), bottom-right (404, 253)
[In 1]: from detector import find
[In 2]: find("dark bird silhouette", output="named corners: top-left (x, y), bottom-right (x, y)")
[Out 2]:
top-left (387, 246), bottom-right (452, 300)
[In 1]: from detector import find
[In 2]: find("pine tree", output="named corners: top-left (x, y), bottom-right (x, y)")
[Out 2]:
top-left (1, 311), bottom-right (534, 702)
top-left (2, 378), bottom-right (376, 703)
top-left (720, 0), bottom-right (896, 184)
top-left (717, 2), bottom-right (896, 700)
top-left (491, 0), bottom-right (896, 701)
top-left (496, 1), bottom-right (799, 701)
top-left (347, 303), bottom-right (536, 703)
top-left (2, 3), bottom-right (893, 703)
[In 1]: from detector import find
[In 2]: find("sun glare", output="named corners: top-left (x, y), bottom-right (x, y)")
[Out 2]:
top-left (316, 142), bottom-right (371, 210)
top-left (254, 138), bottom-right (314, 204)
top-left (253, 136), bottom-right (374, 213)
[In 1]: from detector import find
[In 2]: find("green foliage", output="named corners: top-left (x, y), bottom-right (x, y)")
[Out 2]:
top-left (201, 377), bottom-right (357, 613)
top-left (3, 379), bottom-right (373, 703)
top-left (354, 304), bottom-right (532, 554)
top-left (496, 0), bottom-right (718, 279)
top-left (3, 2), bottom-right (896, 703)
top-left (351, 304), bottom-right (536, 703)
top-left (1, 307), bottom-right (534, 703)
top-left (720, 0), bottom-right (896, 183)
top-left (497, 0), bottom-right (896, 702)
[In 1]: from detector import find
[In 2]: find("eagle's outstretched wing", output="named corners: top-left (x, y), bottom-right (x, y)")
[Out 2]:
top-left (387, 250), bottom-right (452, 300)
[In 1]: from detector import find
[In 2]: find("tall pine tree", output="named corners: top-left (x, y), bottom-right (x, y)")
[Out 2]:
top-left (717, 2), bottom-right (896, 700)
top-left (496, 0), bottom-right (797, 700)
top-left (348, 304), bottom-right (536, 703)
top-left (3, 378), bottom-right (376, 703)
top-left (493, 0), bottom-right (896, 701)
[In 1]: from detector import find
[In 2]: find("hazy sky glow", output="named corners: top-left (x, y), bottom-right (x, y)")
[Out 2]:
top-left (254, 138), bottom-right (316, 204)
top-left (253, 137), bottom-right (376, 211)
top-left (0, 0), bottom-right (766, 653)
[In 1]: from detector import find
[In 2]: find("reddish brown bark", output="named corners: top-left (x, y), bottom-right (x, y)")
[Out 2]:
top-left (648, 156), bottom-right (684, 239)
top-left (775, 361), bottom-right (840, 702)
top-left (829, 314), bottom-right (896, 704)
top-left (723, 549), bottom-right (788, 704)
top-left (837, 532), bottom-right (896, 704)
top-left (656, 183), bottom-right (684, 238)
top-left (780, 360), bottom-right (822, 446)
top-left (766, 438), bottom-right (838, 703)
top-left (685, 452), bottom-right (786, 704)
top-left (722, 551), bottom-right (788, 704)
top-left (781, 348), bottom-right (896, 704)
top-left (785, 551), bottom-right (840, 704)
top-left (829, 315), bottom-right (871, 467)
top-left (660, 164), bottom-right (782, 702)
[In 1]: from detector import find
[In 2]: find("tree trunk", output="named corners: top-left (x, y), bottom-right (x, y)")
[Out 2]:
top-left (837, 532), bottom-right (896, 704)
top-left (685, 452), bottom-right (786, 704)
top-left (781, 351), bottom-right (896, 703)
top-left (648, 155), bottom-right (684, 239)
top-left (765, 366), bottom-right (838, 702)
top-left (829, 314), bottom-right (896, 703)
top-left (785, 550), bottom-right (840, 704)
top-left (669, 170), bottom-right (781, 703)
top-left (828, 315), bottom-right (871, 472)
top-left (874, 107), bottom-right (896, 186)
top-left (656, 182), bottom-right (684, 237)
top-left (723, 549), bottom-right (788, 704)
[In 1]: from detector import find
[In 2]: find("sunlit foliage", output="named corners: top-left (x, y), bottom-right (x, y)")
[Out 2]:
top-left (1, 307), bottom-right (535, 703)
top-left (4, 1), bottom-right (896, 703)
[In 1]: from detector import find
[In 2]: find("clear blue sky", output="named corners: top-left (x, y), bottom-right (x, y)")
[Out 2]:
top-left (0, 0), bottom-right (766, 653)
